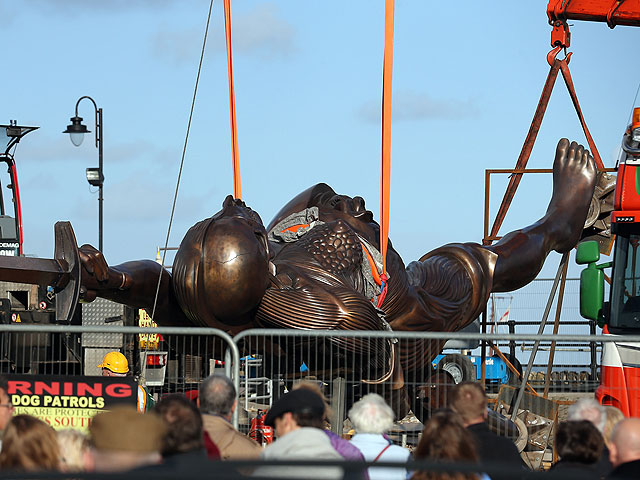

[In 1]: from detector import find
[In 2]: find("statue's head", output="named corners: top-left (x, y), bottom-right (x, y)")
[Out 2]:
top-left (268, 183), bottom-right (380, 247)
top-left (173, 196), bottom-right (270, 327)
top-left (312, 186), bottom-right (380, 246)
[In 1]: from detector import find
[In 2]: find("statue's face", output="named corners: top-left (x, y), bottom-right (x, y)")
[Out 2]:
top-left (214, 195), bottom-right (264, 229)
top-left (315, 191), bottom-right (379, 245)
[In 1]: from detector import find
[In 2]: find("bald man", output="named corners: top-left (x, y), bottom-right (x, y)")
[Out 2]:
top-left (608, 417), bottom-right (640, 478)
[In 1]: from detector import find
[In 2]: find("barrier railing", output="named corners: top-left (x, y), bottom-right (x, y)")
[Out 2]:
top-left (0, 325), bottom-right (241, 427)
top-left (2, 324), bottom-right (639, 462)
top-left (233, 329), bottom-right (640, 468)
top-left (0, 458), bottom-right (605, 479)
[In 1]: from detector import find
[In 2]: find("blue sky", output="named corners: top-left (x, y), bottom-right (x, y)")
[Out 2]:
top-left (2, 0), bottom-right (639, 280)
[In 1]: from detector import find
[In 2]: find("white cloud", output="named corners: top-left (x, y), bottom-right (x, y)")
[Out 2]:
top-left (100, 175), bottom-right (221, 223)
top-left (25, 0), bottom-right (180, 15)
top-left (151, 2), bottom-right (296, 65)
top-left (18, 136), bottom-right (181, 167)
top-left (232, 3), bottom-right (296, 57)
top-left (357, 91), bottom-right (480, 123)
top-left (151, 28), bottom-right (204, 66)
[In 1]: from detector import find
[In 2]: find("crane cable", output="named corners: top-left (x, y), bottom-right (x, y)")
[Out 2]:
top-left (150, 0), bottom-right (215, 321)
top-left (224, 0), bottom-right (242, 200)
top-left (378, 0), bottom-right (394, 308)
top-left (486, 51), bottom-right (604, 245)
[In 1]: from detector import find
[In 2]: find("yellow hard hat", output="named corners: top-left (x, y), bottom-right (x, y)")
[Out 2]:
top-left (98, 351), bottom-right (129, 374)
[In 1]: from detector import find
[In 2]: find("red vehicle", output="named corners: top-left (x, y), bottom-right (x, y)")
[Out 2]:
top-left (576, 107), bottom-right (640, 417)
top-left (0, 121), bottom-right (38, 257)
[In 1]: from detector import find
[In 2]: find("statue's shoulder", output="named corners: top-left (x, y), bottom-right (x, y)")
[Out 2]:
top-left (408, 242), bottom-right (497, 324)
top-left (267, 183), bottom-right (336, 232)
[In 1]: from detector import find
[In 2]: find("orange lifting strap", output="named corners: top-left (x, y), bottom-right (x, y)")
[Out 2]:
top-left (486, 21), bottom-right (604, 245)
top-left (378, 0), bottom-right (395, 307)
top-left (224, 0), bottom-right (242, 199)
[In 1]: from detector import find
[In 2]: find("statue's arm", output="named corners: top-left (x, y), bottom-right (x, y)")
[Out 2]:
top-left (485, 139), bottom-right (596, 292)
top-left (410, 140), bottom-right (596, 329)
top-left (484, 223), bottom-right (561, 293)
top-left (79, 245), bottom-right (189, 326)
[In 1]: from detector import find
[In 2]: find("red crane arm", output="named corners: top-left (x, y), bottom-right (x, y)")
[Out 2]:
top-left (548, 0), bottom-right (640, 27)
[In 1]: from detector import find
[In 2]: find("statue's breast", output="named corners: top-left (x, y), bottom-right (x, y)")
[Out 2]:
top-left (293, 220), bottom-right (362, 276)
top-left (270, 216), bottom-right (387, 302)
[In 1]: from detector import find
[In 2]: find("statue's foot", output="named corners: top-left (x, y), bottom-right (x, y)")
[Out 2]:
top-left (545, 138), bottom-right (597, 252)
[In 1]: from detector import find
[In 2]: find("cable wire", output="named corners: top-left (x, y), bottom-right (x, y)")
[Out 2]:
top-left (150, 0), bottom-right (215, 322)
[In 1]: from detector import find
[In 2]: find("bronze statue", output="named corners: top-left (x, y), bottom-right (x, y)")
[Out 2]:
top-left (79, 139), bottom-right (596, 408)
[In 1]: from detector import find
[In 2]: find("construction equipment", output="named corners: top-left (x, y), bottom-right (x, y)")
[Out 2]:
top-left (536, 0), bottom-right (640, 419)
top-left (576, 107), bottom-right (640, 416)
top-left (0, 121), bottom-right (37, 257)
top-left (0, 122), bottom-right (86, 373)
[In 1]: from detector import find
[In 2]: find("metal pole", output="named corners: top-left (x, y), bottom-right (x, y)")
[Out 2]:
top-left (480, 309), bottom-right (487, 387)
top-left (511, 252), bottom-right (568, 421)
top-left (543, 259), bottom-right (568, 398)
top-left (97, 108), bottom-right (103, 253)
top-left (330, 377), bottom-right (346, 435)
top-left (508, 320), bottom-right (516, 358)
top-left (589, 318), bottom-right (598, 381)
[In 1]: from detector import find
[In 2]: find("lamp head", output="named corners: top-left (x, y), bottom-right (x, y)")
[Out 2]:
top-left (86, 167), bottom-right (103, 187)
top-left (63, 116), bottom-right (90, 147)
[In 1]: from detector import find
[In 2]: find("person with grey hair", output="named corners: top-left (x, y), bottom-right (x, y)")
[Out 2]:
top-left (348, 393), bottom-right (410, 480)
top-left (568, 398), bottom-right (606, 432)
top-left (568, 397), bottom-right (611, 477)
top-left (198, 374), bottom-right (261, 460)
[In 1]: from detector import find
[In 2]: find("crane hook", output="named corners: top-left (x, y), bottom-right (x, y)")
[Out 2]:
top-left (547, 46), bottom-right (573, 66)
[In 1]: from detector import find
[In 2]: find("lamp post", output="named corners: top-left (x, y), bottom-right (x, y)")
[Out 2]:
top-left (63, 96), bottom-right (104, 252)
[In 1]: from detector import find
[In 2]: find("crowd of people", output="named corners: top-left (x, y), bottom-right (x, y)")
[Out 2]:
top-left (0, 369), bottom-right (638, 479)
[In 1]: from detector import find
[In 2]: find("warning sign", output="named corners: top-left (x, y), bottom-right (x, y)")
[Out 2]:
top-left (7, 374), bottom-right (137, 431)
top-left (138, 309), bottom-right (161, 349)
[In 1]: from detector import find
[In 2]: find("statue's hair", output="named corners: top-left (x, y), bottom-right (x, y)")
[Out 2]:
top-left (348, 393), bottom-right (394, 434)
top-left (172, 198), bottom-right (268, 326)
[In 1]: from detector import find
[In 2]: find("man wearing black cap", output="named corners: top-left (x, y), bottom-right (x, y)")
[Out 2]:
top-left (252, 388), bottom-right (343, 479)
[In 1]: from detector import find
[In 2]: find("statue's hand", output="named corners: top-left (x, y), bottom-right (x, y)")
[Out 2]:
top-left (79, 244), bottom-right (128, 301)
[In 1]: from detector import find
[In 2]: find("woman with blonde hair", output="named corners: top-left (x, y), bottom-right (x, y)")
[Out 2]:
top-left (412, 410), bottom-right (486, 480)
top-left (603, 406), bottom-right (625, 448)
top-left (57, 428), bottom-right (89, 472)
top-left (0, 415), bottom-right (60, 471)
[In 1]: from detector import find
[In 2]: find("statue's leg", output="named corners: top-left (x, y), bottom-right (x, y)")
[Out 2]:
top-left (487, 139), bottom-right (597, 292)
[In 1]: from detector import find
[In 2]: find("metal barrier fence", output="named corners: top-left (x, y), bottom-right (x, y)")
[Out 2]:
top-left (0, 325), bottom-right (240, 427)
top-left (487, 279), bottom-right (598, 374)
top-left (0, 459), bottom-right (592, 480)
top-left (2, 324), bottom-right (639, 468)
top-left (234, 329), bottom-right (640, 469)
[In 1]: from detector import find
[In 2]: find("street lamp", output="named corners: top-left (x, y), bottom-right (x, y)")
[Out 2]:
top-left (63, 96), bottom-right (103, 252)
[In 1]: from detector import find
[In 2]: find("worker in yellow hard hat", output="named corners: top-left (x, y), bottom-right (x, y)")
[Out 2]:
top-left (98, 351), bottom-right (155, 413)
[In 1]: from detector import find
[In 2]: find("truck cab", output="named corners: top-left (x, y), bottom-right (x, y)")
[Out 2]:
top-left (577, 107), bottom-right (640, 416)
